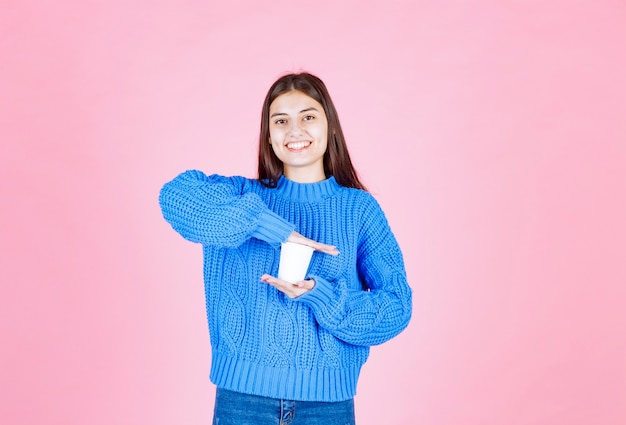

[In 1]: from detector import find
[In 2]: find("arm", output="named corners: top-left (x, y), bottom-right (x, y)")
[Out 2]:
top-left (294, 197), bottom-right (413, 347)
top-left (158, 170), bottom-right (294, 247)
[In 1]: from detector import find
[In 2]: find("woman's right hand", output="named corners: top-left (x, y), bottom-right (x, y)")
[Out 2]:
top-left (286, 231), bottom-right (339, 256)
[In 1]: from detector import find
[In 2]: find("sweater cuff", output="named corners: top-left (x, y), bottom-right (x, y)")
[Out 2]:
top-left (250, 209), bottom-right (295, 245)
top-left (295, 274), bottom-right (337, 311)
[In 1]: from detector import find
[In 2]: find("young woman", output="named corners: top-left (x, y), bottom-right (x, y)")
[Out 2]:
top-left (159, 72), bottom-right (412, 424)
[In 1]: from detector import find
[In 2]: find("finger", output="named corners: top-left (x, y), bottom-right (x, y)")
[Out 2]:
top-left (261, 275), bottom-right (313, 298)
top-left (296, 279), bottom-right (315, 290)
top-left (286, 233), bottom-right (340, 256)
top-left (260, 275), bottom-right (294, 287)
top-left (315, 244), bottom-right (340, 256)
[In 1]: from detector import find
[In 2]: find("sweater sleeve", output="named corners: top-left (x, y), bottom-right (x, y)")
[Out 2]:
top-left (294, 196), bottom-right (412, 347)
top-left (158, 170), bottom-right (295, 247)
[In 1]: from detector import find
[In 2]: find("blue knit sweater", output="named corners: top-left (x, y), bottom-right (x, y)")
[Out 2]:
top-left (159, 170), bottom-right (412, 402)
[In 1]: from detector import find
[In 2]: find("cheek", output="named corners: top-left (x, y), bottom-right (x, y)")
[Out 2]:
top-left (314, 122), bottom-right (329, 140)
top-left (270, 128), bottom-right (288, 144)
top-left (316, 132), bottom-right (329, 150)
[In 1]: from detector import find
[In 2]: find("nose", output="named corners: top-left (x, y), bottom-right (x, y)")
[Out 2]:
top-left (288, 120), bottom-right (304, 137)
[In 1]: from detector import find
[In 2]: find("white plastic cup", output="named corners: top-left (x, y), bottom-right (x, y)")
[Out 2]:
top-left (277, 242), bottom-right (315, 283)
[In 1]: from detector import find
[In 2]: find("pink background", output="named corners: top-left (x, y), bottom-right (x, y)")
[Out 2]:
top-left (2, 1), bottom-right (625, 424)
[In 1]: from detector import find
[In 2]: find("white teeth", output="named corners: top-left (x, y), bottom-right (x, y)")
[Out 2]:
top-left (287, 141), bottom-right (310, 150)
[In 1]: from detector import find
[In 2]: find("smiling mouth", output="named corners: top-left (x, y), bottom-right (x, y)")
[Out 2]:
top-left (286, 141), bottom-right (311, 150)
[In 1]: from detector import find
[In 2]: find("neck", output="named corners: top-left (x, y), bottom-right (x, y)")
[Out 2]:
top-left (283, 166), bottom-right (326, 183)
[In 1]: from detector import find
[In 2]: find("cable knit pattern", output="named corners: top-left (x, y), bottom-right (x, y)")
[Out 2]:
top-left (159, 170), bottom-right (412, 402)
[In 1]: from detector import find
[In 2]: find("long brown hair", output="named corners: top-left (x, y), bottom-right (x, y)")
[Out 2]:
top-left (257, 72), bottom-right (367, 191)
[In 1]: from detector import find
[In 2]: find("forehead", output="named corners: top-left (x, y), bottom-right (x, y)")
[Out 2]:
top-left (269, 90), bottom-right (325, 113)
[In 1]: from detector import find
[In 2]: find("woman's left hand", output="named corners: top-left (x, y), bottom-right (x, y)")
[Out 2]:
top-left (260, 274), bottom-right (315, 299)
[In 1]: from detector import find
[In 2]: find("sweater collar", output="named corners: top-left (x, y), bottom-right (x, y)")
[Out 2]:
top-left (274, 175), bottom-right (341, 202)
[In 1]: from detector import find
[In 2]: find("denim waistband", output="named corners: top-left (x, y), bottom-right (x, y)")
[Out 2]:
top-left (213, 388), bottom-right (355, 425)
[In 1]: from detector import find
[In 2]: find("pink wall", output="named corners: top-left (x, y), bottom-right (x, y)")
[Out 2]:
top-left (2, 1), bottom-right (625, 424)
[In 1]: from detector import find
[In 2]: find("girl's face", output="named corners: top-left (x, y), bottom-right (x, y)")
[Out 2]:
top-left (268, 90), bottom-right (328, 183)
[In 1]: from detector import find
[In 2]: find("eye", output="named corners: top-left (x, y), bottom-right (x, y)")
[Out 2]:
top-left (274, 118), bottom-right (287, 125)
top-left (303, 115), bottom-right (315, 121)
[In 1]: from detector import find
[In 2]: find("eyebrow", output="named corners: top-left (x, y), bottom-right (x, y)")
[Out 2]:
top-left (270, 107), bottom-right (319, 118)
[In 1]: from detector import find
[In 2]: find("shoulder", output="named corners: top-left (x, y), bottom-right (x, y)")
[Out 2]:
top-left (333, 187), bottom-right (391, 232)
top-left (338, 187), bottom-right (385, 214)
top-left (345, 192), bottom-right (396, 245)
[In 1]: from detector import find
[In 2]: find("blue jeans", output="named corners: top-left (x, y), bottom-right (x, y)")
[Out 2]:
top-left (212, 388), bottom-right (356, 425)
